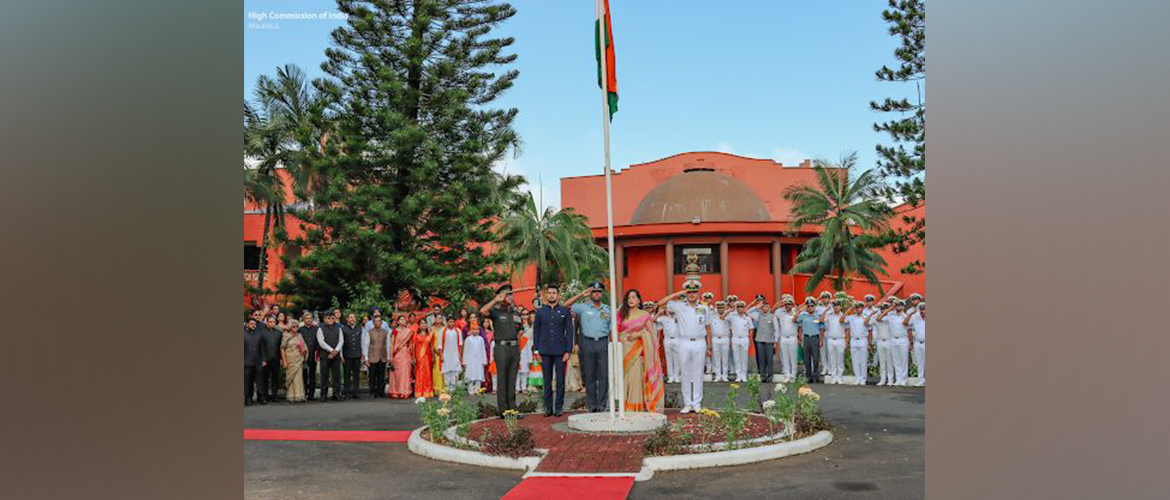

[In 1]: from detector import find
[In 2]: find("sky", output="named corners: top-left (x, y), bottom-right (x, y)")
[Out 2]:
top-left (245, 0), bottom-right (918, 210)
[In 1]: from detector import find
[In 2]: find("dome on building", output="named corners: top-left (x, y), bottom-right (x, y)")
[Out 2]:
top-left (629, 170), bottom-right (771, 225)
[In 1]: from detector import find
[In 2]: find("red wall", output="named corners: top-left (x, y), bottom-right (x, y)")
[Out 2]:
top-left (728, 244), bottom-right (774, 303)
top-left (624, 245), bottom-right (668, 301)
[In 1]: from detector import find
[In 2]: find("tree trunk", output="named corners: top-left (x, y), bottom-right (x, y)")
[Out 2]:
top-left (257, 205), bottom-right (272, 295)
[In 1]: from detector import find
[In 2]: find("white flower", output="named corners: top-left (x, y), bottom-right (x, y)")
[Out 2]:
top-left (415, 397), bottom-right (426, 404)
top-left (762, 400), bottom-right (776, 409)
top-left (775, 383), bottom-right (787, 394)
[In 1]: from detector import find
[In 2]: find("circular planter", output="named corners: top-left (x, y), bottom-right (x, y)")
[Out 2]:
top-left (407, 426), bottom-right (544, 472)
top-left (643, 430), bottom-right (833, 472)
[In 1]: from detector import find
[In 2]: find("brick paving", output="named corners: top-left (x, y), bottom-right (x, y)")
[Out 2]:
top-left (468, 410), bottom-right (775, 474)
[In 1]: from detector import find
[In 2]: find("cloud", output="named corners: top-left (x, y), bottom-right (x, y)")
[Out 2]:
top-left (492, 156), bottom-right (560, 211)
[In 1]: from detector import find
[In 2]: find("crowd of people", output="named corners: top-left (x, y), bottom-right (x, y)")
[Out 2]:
top-left (243, 283), bottom-right (925, 416)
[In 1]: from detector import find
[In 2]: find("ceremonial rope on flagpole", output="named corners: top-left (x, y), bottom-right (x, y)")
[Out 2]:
top-left (596, 0), bottom-right (623, 418)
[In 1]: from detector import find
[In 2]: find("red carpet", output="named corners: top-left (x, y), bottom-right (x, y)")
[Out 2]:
top-left (501, 477), bottom-right (634, 500)
top-left (244, 429), bottom-right (411, 443)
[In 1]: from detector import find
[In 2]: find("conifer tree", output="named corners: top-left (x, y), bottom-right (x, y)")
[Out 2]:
top-left (278, 0), bottom-right (525, 309)
top-left (871, 0), bottom-right (925, 273)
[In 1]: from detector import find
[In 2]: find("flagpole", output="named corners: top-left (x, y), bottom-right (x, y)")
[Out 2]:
top-left (597, 0), bottom-right (623, 419)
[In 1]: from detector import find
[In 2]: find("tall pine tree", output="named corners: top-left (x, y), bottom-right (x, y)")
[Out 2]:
top-left (871, 0), bottom-right (925, 274)
top-left (278, 0), bottom-right (525, 310)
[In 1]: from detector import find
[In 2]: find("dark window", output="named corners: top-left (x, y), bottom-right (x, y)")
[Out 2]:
top-left (781, 244), bottom-right (795, 273)
top-left (673, 244), bottom-right (720, 274)
top-left (245, 244), bottom-right (262, 270)
top-left (622, 250), bottom-right (629, 277)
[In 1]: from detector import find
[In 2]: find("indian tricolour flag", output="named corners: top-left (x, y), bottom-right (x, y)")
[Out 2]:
top-left (595, 0), bottom-right (618, 118)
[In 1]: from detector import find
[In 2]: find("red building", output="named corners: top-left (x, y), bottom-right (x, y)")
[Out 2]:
top-left (555, 151), bottom-right (924, 304)
top-left (245, 151), bottom-right (924, 308)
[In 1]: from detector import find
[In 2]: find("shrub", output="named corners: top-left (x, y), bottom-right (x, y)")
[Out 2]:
top-left (643, 422), bottom-right (692, 456)
top-left (517, 391), bottom-right (543, 414)
top-left (795, 408), bottom-right (832, 435)
top-left (447, 382), bottom-right (478, 438)
top-left (479, 410), bottom-right (538, 458)
top-left (476, 401), bottom-right (500, 419)
top-left (478, 426), bottom-right (538, 458)
top-left (417, 398), bottom-right (450, 443)
top-left (663, 390), bottom-right (682, 409)
top-left (568, 396), bottom-right (587, 410)
top-left (719, 383), bottom-right (749, 449)
top-left (744, 374), bottom-right (762, 412)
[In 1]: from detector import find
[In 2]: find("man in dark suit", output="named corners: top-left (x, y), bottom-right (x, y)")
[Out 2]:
top-left (259, 315), bottom-right (283, 403)
top-left (341, 312), bottom-right (364, 400)
top-left (532, 284), bottom-right (575, 417)
top-left (316, 310), bottom-right (344, 401)
top-left (298, 311), bottom-right (319, 400)
top-left (244, 318), bottom-right (265, 406)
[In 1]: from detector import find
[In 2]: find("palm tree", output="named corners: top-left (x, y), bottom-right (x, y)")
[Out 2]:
top-left (784, 152), bottom-right (892, 293)
top-left (495, 192), bottom-right (608, 286)
top-left (244, 64), bottom-right (327, 293)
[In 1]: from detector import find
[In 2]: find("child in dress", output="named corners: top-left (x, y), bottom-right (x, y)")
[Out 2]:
top-left (462, 326), bottom-right (488, 394)
top-left (517, 312), bottom-right (533, 393)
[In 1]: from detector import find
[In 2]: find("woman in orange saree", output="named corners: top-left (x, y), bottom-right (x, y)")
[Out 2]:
top-left (618, 289), bottom-right (665, 413)
top-left (412, 318), bottom-right (435, 398)
top-left (388, 315), bottom-right (414, 399)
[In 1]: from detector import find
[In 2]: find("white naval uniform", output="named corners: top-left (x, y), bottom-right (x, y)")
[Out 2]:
top-left (846, 313), bottom-right (869, 385)
top-left (700, 304), bottom-right (714, 374)
top-left (708, 313), bottom-right (731, 382)
top-left (657, 315), bottom-right (681, 383)
top-left (777, 308), bottom-right (800, 382)
top-left (727, 312), bottom-right (753, 382)
top-left (668, 300), bottom-right (708, 410)
top-left (870, 309), bottom-right (893, 385)
top-left (909, 311), bottom-right (925, 386)
top-left (886, 312), bottom-right (910, 386)
top-left (824, 310), bottom-right (847, 383)
top-left (815, 304), bottom-right (829, 375)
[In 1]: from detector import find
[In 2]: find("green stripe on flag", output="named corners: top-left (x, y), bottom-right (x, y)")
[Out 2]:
top-left (595, 18), bottom-right (618, 118)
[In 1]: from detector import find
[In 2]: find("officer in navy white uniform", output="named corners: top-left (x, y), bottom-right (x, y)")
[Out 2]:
top-left (658, 285), bottom-right (709, 413)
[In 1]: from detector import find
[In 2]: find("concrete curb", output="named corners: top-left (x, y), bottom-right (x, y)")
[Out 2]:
top-left (643, 430), bottom-right (833, 472)
top-left (685, 427), bottom-right (791, 452)
top-left (407, 426), bottom-right (543, 472)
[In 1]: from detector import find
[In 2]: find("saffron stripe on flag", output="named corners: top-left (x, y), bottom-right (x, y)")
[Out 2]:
top-left (244, 429), bottom-right (412, 443)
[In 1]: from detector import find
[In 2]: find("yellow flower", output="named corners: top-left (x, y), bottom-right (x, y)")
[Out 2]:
top-left (729, 383), bottom-right (740, 390)
top-left (699, 408), bottom-right (719, 418)
top-left (439, 393), bottom-right (451, 402)
top-left (478, 387), bottom-right (487, 394)
top-left (436, 408), bottom-right (450, 416)
top-left (503, 409), bottom-right (520, 417)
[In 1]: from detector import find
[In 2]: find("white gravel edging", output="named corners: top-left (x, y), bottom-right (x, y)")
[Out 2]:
top-left (644, 430), bottom-right (833, 472)
top-left (407, 426), bottom-right (543, 472)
